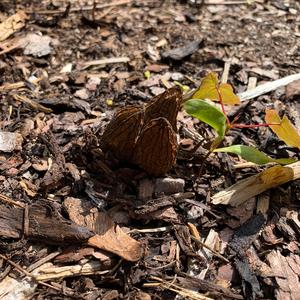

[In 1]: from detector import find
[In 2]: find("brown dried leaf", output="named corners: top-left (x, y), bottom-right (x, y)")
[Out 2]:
top-left (64, 198), bottom-right (145, 262)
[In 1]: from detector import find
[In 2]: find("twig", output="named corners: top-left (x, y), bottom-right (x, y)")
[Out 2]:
top-left (147, 276), bottom-right (214, 300)
top-left (34, 261), bottom-right (109, 281)
top-left (190, 236), bottom-right (229, 263)
top-left (204, 0), bottom-right (255, 4)
top-left (233, 162), bottom-right (257, 169)
top-left (27, 251), bottom-right (61, 273)
top-left (25, 0), bottom-right (134, 15)
top-left (0, 253), bottom-right (33, 278)
top-left (12, 94), bottom-right (52, 113)
top-left (80, 57), bottom-right (130, 70)
top-left (0, 253), bottom-right (75, 294)
top-left (0, 82), bottom-right (25, 92)
top-left (0, 193), bottom-right (25, 208)
top-left (129, 226), bottom-right (170, 234)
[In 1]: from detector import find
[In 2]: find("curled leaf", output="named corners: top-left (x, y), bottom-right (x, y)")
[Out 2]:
top-left (214, 145), bottom-right (295, 165)
top-left (192, 72), bottom-right (240, 105)
top-left (265, 109), bottom-right (300, 150)
top-left (184, 99), bottom-right (227, 137)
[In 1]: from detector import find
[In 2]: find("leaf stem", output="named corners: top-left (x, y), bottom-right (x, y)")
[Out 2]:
top-left (216, 85), bottom-right (231, 127)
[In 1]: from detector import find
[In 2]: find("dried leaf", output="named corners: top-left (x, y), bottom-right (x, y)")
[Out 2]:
top-left (64, 198), bottom-right (145, 261)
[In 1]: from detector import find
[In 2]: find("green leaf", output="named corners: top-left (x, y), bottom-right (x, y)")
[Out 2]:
top-left (184, 99), bottom-right (227, 137)
top-left (213, 145), bottom-right (295, 165)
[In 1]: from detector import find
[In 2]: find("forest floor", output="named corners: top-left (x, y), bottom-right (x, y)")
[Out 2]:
top-left (0, 0), bottom-right (300, 299)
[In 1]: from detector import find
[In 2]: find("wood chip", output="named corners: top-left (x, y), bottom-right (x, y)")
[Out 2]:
top-left (0, 11), bottom-right (28, 42)
top-left (266, 251), bottom-right (300, 299)
top-left (0, 131), bottom-right (23, 152)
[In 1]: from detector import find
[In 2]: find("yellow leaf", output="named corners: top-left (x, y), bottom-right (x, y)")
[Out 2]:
top-left (219, 83), bottom-right (240, 105)
top-left (192, 72), bottom-right (240, 105)
top-left (265, 109), bottom-right (300, 150)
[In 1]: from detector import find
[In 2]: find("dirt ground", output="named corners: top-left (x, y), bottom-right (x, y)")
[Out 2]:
top-left (0, 0), bottom-right (300, 299)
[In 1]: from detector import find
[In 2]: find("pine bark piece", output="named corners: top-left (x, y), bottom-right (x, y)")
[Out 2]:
top-left (212, 162), bottom-right (300, 206)
top-left (39, 132), bottom-right (66, 191)
top-left (234, 258), bottom-right (263, 298)
top-left (266, 250), bottom-right (300, 300)
top-left (0, 201), bottom-right (93, 244)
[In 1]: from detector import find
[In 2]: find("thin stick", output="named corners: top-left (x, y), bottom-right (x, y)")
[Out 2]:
top-left (80, 57), bottom-right (130, 70)
top-left (0, 254), bottom-right (74, 294)
top-left (190, 236), bottom-right (229, 263)
top-left (25, 0), bottom-right (134, 14)
top-left (27, 251), bottom-right (61, 272)
top-left (205, 0), bottom-right (255, 4)
top-left (0, 193), bottom-right (25, 208)
top-left (0, 253), bottom-right (33, 278)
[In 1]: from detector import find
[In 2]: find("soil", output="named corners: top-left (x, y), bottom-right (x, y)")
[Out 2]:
top-left (0, 0), bottom-right (300, 299)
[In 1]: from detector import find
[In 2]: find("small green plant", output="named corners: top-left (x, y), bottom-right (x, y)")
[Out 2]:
top-left (184, 72), bottom-right (300, 167)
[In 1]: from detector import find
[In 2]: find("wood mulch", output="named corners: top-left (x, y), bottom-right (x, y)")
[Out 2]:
top-left (0, 1), bottom-right (300, 299)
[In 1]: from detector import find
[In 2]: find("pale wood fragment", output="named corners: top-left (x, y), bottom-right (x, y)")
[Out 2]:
top-left (0, 277), bottom-right (36, 300)
top-left (33, 261), bottom-right (109, 281)
top-left (221, 61), bottom-right (231, 83)
top-left (25, 0), bottom-right (134, 14)
top-left (247, 76), bottom-right (257, 90)
top-left (13, 94), bottom-right (52, 113)
top-left (81, 57), bottom-right (130, 70)
top-left (256, 192), bottom-right (270, 215)
top-left (0, 11), bottom-right (28, 42)
top-left (238, 72), bottom-right (300, 101)
top-left (211, 162), bottom-right (300, 206)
